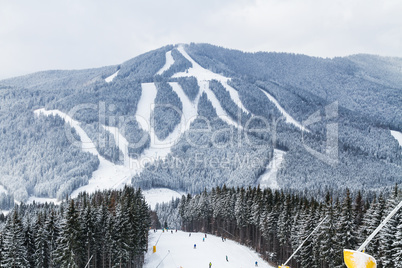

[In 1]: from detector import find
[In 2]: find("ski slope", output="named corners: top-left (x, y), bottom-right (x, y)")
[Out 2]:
top-left (105, 70), bottom-right (119, 83)
top-left (157, 50), bottom-right (175, 75)
top-left (143, 188), bottom-right (184, 210)
top-left (391, 130), bottom-right (402, 147)
top-left (145, 230), bottom-right (273, 268)
top-left (258, 149), bottom-right (286, 190)
top-left (172, 45), bottom-right (250, 120)
top-left (259, 88), bottom-right (309, 132)
top-left (34, 108), bottom-right (135, 196)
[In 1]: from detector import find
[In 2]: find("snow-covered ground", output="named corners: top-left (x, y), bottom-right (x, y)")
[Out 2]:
top-left (157, 50), bottom-right (175, 75)
top-left (143, 188), bottom-right (184, 210)
top-left (105, 70), bottom-right (119, 83)
top-left (391, 130), bottom-right (402, 148)
top-left (258, 149), bottom-right (286, 190)
top-left (145, 230), bottom-right (273, 268)
top-left (259, 88), bottom-right (308, 132)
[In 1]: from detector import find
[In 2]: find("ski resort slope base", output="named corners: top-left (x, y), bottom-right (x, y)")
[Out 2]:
top-left (145, 230), bottom-right (273, 268)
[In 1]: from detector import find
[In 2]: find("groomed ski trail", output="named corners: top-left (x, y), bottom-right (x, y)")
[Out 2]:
top-left (105, 70), bottom-right (119, 83)
top-left (157, 50), bottom-right (175, 75)
top-left (258, 88), bottom-right (309, 132)
top-left (145, 230), bottom-right (273, 268)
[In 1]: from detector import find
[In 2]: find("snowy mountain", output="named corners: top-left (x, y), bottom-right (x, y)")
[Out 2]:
top-left (0, 43), bottom-right (401, 204)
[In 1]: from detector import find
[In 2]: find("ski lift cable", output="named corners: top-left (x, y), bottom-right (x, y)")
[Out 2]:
top-left (282, 215), bottom-right (328, 266)
top-left (357, 199), bottom-right (402, 252)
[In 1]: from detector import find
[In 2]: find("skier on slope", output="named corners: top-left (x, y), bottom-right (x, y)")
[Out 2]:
top-left (209, 262), bottom-right (212, 268)
top-left (226, 255), bottom-right (228, 262)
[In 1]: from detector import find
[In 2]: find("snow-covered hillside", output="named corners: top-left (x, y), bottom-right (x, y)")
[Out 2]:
top-left (145, 230), bottom-right (273, 268)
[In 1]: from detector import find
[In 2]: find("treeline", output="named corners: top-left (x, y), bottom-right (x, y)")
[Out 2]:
top-left (177, 185), bottom-right (402, 267)
top-left (0, 187), bottom-right (150, 268)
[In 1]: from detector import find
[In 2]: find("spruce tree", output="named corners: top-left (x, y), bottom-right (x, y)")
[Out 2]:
top-left (1, 211), bottom-right (29, 267)
top-left (34, 213), bottom-right (49, 268)
top-left (337, 189), bottom-right (357, 250)
top-left (379, 185), bottom-right (400, 267)
top-left (56, 199), bottom-right (85, 267)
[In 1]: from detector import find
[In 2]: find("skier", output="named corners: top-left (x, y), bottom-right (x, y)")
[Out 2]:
top-left (194, 244), bottom-right (196, 249)
top-left (209, 262), bottom-right (212, 268)
top-left (226, 255), bottom-right (228, 262)
top-left (205, 233), bottom-right (207, 238)
top-left (255, 261), bottom-right (258, 266)
top-left (203, 237), bottom-right (205, 242)
top-left (189, 233), bottom-right (191, 237)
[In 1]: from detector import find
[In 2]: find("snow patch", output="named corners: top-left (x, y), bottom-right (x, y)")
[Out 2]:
top-left (144, 230), bottom-right (273, 268)
top-left (258, 149), bottom-right (286, 190)
top-left (143, 188), bottom-right (184, 210)
top-left (156, 50), bottom-right (175, 75)
top-left (391, 130), bottom-right (402, 148)
top-left (105, 70), bottom-right (119, 83)
top-left (259, 88), bottom-right (309, 132)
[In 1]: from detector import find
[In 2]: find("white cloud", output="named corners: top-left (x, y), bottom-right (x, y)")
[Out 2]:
top-left (0, 0), bottom-right (401, 79)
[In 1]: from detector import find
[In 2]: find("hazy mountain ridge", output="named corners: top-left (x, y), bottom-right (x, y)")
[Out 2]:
top-left (0, 43), bottom-right (401, 205)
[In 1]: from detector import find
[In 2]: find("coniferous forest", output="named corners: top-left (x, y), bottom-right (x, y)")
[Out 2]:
top-left (155, 185), bottom-right (402, 267)
top-left (0, 187), bottom-right (150, 268)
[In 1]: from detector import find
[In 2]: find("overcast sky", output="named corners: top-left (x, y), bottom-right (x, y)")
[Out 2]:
top-left (1, 0), bottom-right (401, 80)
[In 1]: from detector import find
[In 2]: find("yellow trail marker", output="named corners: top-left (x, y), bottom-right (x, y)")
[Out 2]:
top-left (344, 249), bottom-right (376, 268)
top-left (153, 246), bottom-right (156, 253)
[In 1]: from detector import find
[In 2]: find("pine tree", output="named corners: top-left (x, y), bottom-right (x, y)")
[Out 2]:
top-left (380, 185), bottom-right (400, 267)
top-left (34, 213), bottom-right (49, 268)
top-left (337, 189), bottom-right (357, 250)
top-left (23, 217), bottom-right (35, 268)
top-left (2, 211), bottom-right (29, 267)
top-left (393, 217), bottom-right (402, 267)
top-left (299, 205), bottom-right (316, 268)
top-left (56, 199), bottom-right (85, 267)
top-left (45, 210), bottom-right (60, 268)
top-left (277, 194), bottom-right (292, 262)
top-left (320, 197), bottom-right (342, 267)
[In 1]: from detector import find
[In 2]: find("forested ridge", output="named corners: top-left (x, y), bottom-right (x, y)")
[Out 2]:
top-left (0, 43), bottom-right (401, 207)
top-left (156, 185), bottom-right (402, 267)
top-left (0, 187), bottom-right (150, 268)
